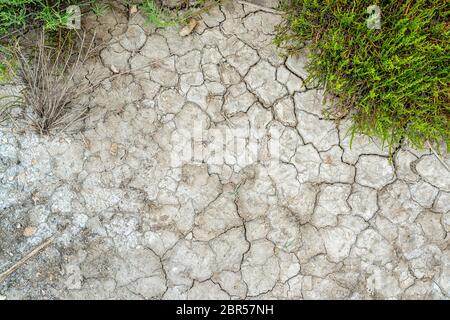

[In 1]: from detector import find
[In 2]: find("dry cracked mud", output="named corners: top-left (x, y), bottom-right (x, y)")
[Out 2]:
top-left (0, 2), bottom-right (449, 300)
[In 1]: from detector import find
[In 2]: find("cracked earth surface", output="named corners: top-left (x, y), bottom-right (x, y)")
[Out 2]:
top-left (0, 2), bottom-right (449, 300)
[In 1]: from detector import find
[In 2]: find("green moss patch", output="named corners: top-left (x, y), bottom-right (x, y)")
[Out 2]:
top-left (275, 0), bottom-right (449, 150)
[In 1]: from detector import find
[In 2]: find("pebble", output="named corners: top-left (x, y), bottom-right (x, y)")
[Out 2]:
top-left (23, 226), bottom-right (36, 237)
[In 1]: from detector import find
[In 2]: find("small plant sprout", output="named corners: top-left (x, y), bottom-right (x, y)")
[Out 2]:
top-left (228, 182), bottom-right (242, 200)
top-left (282, 239), bottom-right (294, 252)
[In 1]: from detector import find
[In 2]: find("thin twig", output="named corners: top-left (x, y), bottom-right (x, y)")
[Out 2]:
top-left (0, 236), bottom-right (55, 283)
top-left (426, 141), bottom-right (450, 173)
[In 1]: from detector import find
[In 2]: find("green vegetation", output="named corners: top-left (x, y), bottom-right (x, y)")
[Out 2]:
top-left (91, 3), bottom-right (109, 17)
top-left (275, 0), bottom-right (450, 150)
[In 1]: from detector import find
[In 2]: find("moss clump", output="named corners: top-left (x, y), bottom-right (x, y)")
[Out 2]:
top-left (275, 0), bottom-right (449, 150)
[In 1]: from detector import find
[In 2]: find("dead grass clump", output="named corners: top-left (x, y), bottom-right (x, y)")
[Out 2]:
top-left (13, 31), bottom-right (97, 134)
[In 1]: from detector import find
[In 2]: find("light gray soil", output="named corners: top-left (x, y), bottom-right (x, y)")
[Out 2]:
top-left (0, 2), bottom-right (449, 299)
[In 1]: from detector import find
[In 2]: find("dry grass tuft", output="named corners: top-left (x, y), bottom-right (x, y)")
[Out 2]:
top-left (12, 31), bottom-right (97, 134)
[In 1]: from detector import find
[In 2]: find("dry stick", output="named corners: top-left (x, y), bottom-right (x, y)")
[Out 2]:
top-left (221, 111), bottom-right (235, 128)
top-left (426, 141), bottom-right (450, 173)
top-left (0, 236), bottom-right (55, 283)
top-left (236, 0), bottom-right (282, 14)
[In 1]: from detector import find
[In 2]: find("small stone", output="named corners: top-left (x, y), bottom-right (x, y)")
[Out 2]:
top-left (179, 19), bottom-right (198, 37)
top-left (130, 5), bottom-right (138, 14)
top-left (110, 143), bottom-right (118, 156)
top-left (23, 226), bottom-right (36, 237)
